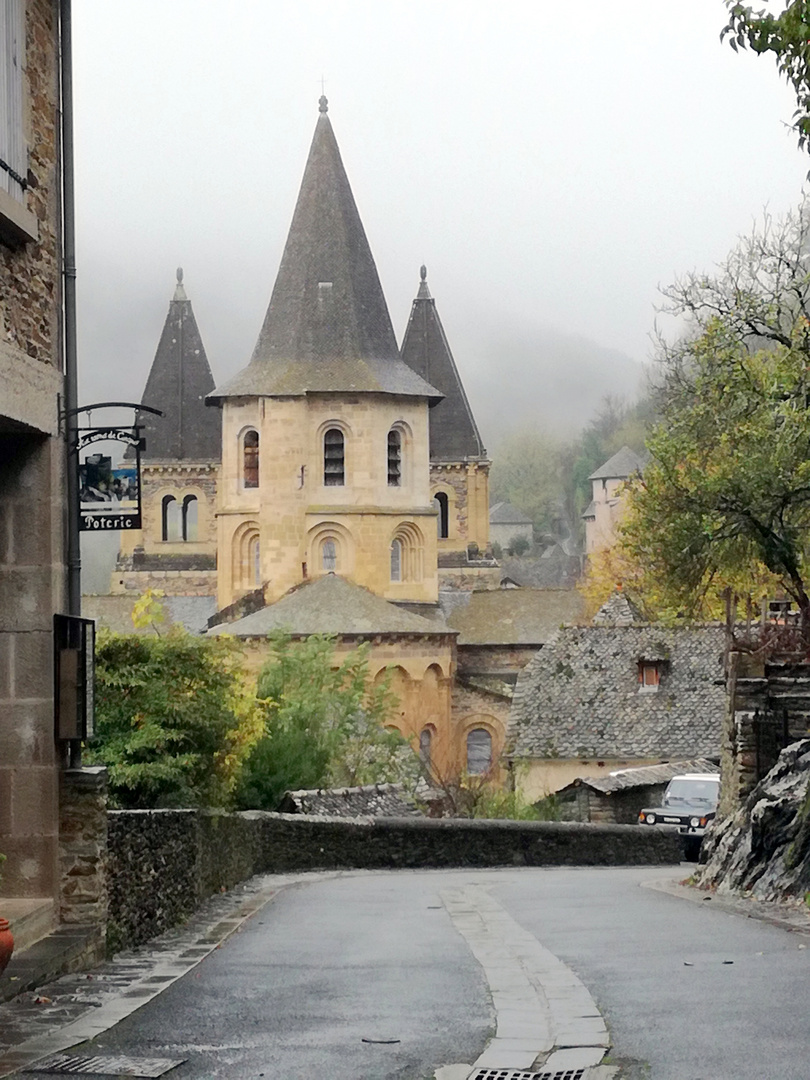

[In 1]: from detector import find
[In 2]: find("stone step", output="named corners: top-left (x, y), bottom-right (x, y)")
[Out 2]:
top-left (0, 898), bottom-right (55, 954)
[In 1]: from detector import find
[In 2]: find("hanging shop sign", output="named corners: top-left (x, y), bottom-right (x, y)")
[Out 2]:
top-left (78, 426), bottom-right (143, 531)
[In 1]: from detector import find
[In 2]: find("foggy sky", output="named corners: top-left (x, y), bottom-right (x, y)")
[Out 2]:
top-left (71, 1), bottom-right (808, 448)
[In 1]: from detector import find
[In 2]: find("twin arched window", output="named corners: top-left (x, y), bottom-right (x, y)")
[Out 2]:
top-left (243, 430), bottom-right (259, 488)
top-left (161, 494), bottom-right (198, 542)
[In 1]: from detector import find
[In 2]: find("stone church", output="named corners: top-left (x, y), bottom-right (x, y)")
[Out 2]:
top-left (110, 98), bottom-right (511, 782)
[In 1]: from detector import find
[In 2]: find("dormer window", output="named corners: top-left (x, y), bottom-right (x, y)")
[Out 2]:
top-left (638, 661), bottom-right (661, 692)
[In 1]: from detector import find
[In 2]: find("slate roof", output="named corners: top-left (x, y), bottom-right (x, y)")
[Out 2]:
top-left (278, 782), bottom-right (424, 817)
top-left (209, 100), bottom-right (441, 405)
top-left (399, 266), bottom-right (485, 460)
top-left (135, 270), bottom-right (221, 461)
top-left (208, 572), bottom-right (452, 638)
top-left (82, 594), bottom-right (217, 635)
top-left (588, 445), bottom-right (645, 481)
top-left (443, 588), bottom-right (585, 646)
top-left (592, 590), bottom-right (646, 627)
top-left (563, 758), bottom-right (719, 796)
top-left (489, 501), bottom-right (533, 525)
top-left (508, 625), bottom-right (726, 760)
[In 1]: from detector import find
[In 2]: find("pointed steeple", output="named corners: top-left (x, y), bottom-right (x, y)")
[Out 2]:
top-left (137, 269), bottom-right (221, 461)
top-left (210, 101), bottom-right (440, 403)
top-left (400, 266), bottom-right (485, 460)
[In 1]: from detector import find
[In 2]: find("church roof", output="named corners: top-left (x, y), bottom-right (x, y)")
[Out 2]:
top-left (209, 99), bottom-right (441, 405)
top-left (588, 445), bottom-right (645, 481)
top-left (208, 572), bottom-right (453, 638)
top-left (399, 267), bottom-right (485, 460)
top-left (136, 270), bottom-right (220, 461)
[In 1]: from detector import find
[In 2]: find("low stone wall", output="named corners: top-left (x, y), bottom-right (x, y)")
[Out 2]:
top-left (107, 810), bottom-right (681, 951)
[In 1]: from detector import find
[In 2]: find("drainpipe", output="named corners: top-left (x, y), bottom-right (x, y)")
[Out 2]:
top-left (60, 0), bottom-right (80, 618)
top-left (60, 0), bottom-right (81, 769)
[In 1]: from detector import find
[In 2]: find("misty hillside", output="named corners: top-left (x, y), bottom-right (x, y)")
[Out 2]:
top-left (463, 325), bottom-right (646, 451)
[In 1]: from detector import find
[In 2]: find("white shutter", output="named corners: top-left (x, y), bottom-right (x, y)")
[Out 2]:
top-left (0, 0), bottom-right (25, 201)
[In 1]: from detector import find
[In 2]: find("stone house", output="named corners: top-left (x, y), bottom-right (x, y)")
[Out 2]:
top-left (506, 596), bottom-right (725, 800)
top-left (581, 445), bottom-right (645, 555)
top-left (0, 0), bottom-right (71, 932)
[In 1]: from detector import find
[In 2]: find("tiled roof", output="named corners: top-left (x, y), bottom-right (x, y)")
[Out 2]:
top-left (592, 590), bottom-right (646, 626)
top-left (588, 445), bottom-right (645, 481)
top-left (399, 267), bottom-right (485, 460)
top-left (444, 588), bottom-right (585, 645)
top-left (563, 758), bottom-right (719, 795)
top-left (508, 625), bottom-right (725, 760)
top-left (278, 782), bottom-right (424, 817)
top-left (489, 501), bottom-right (533, 525)
top-left (209, 101), bottom-right (440, 405)
top-left (134, 271), bottom-right (221, 461)
top-left (82, 593), bottom-right (217, 635)
top-left (208, 573), bottom-right (452, 638)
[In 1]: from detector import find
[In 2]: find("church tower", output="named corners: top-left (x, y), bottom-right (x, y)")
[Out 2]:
top-left (112, 270), bottom-right (220, 596)
top-left (400, 267), bottom-right (491, 562)
top-left (209, 98), bottom-right (442, 611)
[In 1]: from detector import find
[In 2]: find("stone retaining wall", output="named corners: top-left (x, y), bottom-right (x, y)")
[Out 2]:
top-left (107, 810), bottom-right (681, 951)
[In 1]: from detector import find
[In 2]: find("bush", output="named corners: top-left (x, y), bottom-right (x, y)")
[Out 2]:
top-left (87, 628), bottom-right (263, 809)
top-left (234, 633), bottom-right (415, 810)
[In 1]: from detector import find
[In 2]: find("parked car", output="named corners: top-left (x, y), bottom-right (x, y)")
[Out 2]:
top-left (638, 773), bottom-right (721, 860)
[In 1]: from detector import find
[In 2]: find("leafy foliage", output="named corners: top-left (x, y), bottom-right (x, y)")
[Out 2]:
top-left (620, 204), bottom-right (810, 623)
top-left (234, 633), bottom-right (415, 810)
top-left (88, 628), bottom-right (264, 809)
top-left (723, 1), bottom-right (810, 153)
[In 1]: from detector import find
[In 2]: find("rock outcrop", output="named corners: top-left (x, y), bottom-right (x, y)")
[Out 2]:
top-left (696, 739), bottom-right (810, 900)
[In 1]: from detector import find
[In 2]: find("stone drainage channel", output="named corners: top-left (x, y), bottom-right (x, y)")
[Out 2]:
top-left (0, 873), bottom-right (617, 1080)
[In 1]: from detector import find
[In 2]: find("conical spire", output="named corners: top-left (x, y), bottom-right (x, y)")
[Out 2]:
top-left (136, 269), bottom-right (220, 461)
top-left (209, 102), bottom-right (440, 403)
top-left (400, 266), bottom-right (485, 460)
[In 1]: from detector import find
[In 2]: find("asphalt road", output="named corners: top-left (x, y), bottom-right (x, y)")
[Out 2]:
top-left (22, 866), bottom-right (810, 1080)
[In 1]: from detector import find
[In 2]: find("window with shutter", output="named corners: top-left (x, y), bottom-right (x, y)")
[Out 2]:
top-left (0, 0), bottom-right (25, 203)
top-left (324, 428), bottom-right (345, 486)
top-left (387, 429), bottom-right (401, 487)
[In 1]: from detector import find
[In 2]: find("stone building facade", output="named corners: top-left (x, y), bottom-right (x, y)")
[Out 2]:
top-left (581, 445), bottom-right (645, 555)
top-left (0, 0), bottom-right (65, 908)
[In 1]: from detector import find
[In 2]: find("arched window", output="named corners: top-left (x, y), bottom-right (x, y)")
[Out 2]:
top-left (243, 430), bottom-right (259, 488)
top-left (390, 538), bottom-right (402, 581)
top-left (249, 534), bottom-right (261, 586)
top-left (434, 492), bottom-right (449, 539)
top-left (387, 428), bottom-right (401, 487)
top-left (466, 729), bottom-right (493, 775)
top-left (324, 428), bottom-right (345, 486)
top-left (162, 495), bottom-right (182, 541)
top-left (419, 727), bottom-right (432, 769)
top-left (321, 537), bottom-right (337, 572)
top-left (182, 495), bottom-right (198, 541)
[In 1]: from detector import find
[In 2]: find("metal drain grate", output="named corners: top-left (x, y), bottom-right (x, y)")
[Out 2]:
top-left (469, 1070), bottom-right (586, 1080)
top-left (26, 1054), bottom-right (185, 1077)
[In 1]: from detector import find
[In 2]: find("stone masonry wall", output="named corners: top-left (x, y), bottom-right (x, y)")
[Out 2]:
top-left (0, 0), bottom-right (61, 359)
top-left (60, 769), bottom-right (108, 928)
top-left (107, 809), bottom-right (681, 951)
